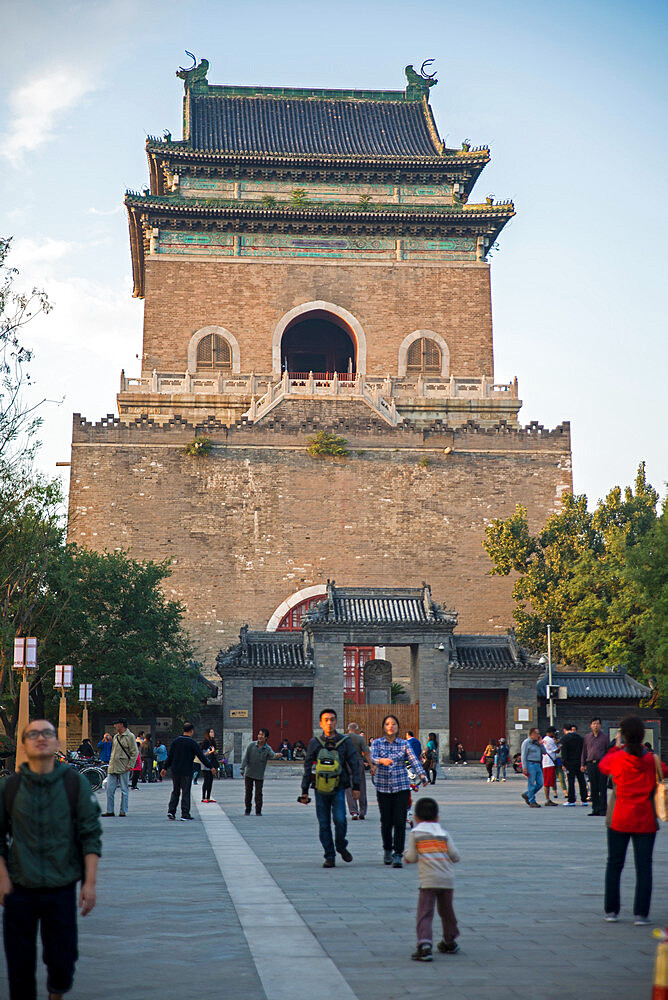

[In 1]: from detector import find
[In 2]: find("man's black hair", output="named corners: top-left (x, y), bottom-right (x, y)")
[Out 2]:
top-left (546, 726), bottom-right (557, 735)
top-left (319, 708), bottom-right (337, 720)
top-left (259, 727), bottom-right (269, 738)
top-left (414, 797), bottom-right (439, 822)
top-left (183, 723), bottom-right (194, 733)
top-left (590, 716), bottom-right (602, 724)
top-left (407, 730), bottom-right (414, 737)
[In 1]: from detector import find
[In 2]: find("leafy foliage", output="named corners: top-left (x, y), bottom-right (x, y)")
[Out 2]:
top-left (260, 194), bottom-right (277, 208)
top-left (0, 237), bottom-right (52, 468)
top-left (183, 436), bottom-right (212, 457)
top-left (357, 193), bottom-right (373, 209)
top-left (290, 188), bottom-right (309, 207)
top-left (306, 430), bottom-right (350, 458)
top-left (483, 463), bottom-right (664, 695)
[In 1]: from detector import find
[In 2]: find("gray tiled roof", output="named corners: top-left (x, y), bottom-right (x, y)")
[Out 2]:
top-left (537, 670), bottom-right (651, 700)
top-left (305, 585), bottom-right (457, 628)
top-left (189, 96), bottom-right (441, 158)
top-left (217, 629), bottom-right (310, 673)
top-left (451, 636), bottom-right (536, 672)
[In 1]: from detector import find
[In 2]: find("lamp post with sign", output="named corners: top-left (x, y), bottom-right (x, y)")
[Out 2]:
top-left (54, 665), bottom-right (73, 749)
top-left (13, 637), bottom-right (38, 770)
top-left (79, 684), bottom-right (93, 742)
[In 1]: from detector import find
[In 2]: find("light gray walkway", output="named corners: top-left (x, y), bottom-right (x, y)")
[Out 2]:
top-left (1, 773), bottom-right (665, 999)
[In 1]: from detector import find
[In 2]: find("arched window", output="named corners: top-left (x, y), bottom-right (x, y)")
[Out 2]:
top-left (196, 333), bottom-right (232, 370)
top-left (406, 337), bottom-right (441, 374)
top-left (276, 595), bottom-right (324, 631)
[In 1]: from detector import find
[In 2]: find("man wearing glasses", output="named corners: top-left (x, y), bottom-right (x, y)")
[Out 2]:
top-left (0, 720), bottom-right (102, 1000)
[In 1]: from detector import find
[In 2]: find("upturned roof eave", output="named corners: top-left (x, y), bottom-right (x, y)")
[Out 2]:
top-left (145, 138), bottom-right (490, 171)
top-left (124, 193), bottom-right (515, 223)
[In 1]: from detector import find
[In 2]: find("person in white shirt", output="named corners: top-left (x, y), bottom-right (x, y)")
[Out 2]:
top-left (541, 726), bottom-right (559, 806)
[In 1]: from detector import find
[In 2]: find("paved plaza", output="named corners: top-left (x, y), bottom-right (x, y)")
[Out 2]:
top-left (2, 771), bottom-right (666, 999)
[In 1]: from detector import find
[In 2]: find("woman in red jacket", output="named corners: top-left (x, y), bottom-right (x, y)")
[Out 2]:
top-left (599, 715), bottom-right (667, 924)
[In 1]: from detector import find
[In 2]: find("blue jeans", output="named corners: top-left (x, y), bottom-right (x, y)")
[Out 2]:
top-left (526, 761), bottom-right (543, 804)
top-left (314, 787), bottom-right (348, 860)
top-left (106, 771), bottom-right (129, 814)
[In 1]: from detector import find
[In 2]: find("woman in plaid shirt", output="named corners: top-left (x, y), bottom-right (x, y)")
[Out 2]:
top-left (370, 715), bottom-right (428, 868)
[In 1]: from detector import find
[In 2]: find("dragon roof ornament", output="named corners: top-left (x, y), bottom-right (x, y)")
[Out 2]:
top-left (177, 51), bottom-right (209, 93)
top-left (405, 60), bottom-right (437, 100)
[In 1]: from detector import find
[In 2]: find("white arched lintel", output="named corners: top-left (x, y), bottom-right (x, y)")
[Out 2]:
top-left (187, 325), bottom-right (241, 374)
top-left (397, 329), bottom-right (450, 378)
top-left (271, 301), bottom-right (367, 377)
top-left (266, 585), bottom-right (327, 632)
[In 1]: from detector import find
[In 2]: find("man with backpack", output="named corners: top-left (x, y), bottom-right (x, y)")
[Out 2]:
top-left (298, 708), bottom-right (361, 868)
top-left (0, 719), bottom-right (102, 1000)
top-left (102, 717), bottom-right (138, 817)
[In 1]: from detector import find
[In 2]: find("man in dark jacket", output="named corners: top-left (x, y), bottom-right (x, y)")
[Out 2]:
top-left (560, 724), bottom-right (588, 805)
top-left (161, 723), bottom-right (213, 821)
top-left (298, 708), bottom-right (361, 868)
top-left (0, 719), bottom-right (102, 1000)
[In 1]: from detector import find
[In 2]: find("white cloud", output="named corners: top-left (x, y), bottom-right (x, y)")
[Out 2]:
top-left (86, 205), bottom-right (124, 216)
top-left (11, 236), bottom-right (82, 267)
top-left (0, 67), bottom-right (96, 166)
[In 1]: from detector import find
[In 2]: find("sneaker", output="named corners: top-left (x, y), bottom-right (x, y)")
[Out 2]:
top-left (180, 815), bottom-right (194, 821)
top-left (201, 799), bottom-right (209, 803)
top-left (411, 944), bottom-right (433, 962)
top-left (101, 812), bottom-right (115, 817)
top-left (521, 792), bottom-right (529, 805)
top-left (207, 798), bottom-right (216, 803)
top-left (167, 813), bottom-right (175, 820)
top-left (244, 810), bottom-right (251, 815)
top-left (545, 800), bottom-right (558, 807)
top-left (383, 850), bottom-right (393, 865)
top-left (633, 917), bottom-right (651, 926)
top-left (501, 778), bottom-right (506, 782)
top-left (339, 848), bottom-right (353, 863)
top-left (437, 940), bottom-right (460, 954)
top-left (529, 802), bottom-right (541, 808)
top-left (323, 858), bottom-right (335, 868)
top-left (119, 811), bottom-right (126, 817)
top-left (392, 854), bottom-right (403, 868)
top-left (359, 815), bottom-right (365, 820)
top-left (350, 814), bottom-right (359, 820)
top-left (604, 914), bottom-right (619, 922)
top-left (563, 802), bottom-right (576, 806)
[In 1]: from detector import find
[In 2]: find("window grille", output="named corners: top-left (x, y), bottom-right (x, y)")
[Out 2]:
top-left (406, 337), bottom-right (441, 374)
top-left (196, 333), bottom-right (232, 370)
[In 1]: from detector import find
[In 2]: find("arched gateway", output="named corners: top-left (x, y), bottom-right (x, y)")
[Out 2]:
top-left (271, 301), bottom-right (368, 377)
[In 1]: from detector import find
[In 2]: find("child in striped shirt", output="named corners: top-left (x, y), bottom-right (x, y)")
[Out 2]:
top-left (404, 797), bottom-right (460, 962)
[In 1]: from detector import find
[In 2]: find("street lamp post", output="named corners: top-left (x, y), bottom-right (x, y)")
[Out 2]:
top-left (79, 684), bottom-right (93, 742)
top-left (13, 637), bottom-right (38, 770)
top-left (54, 665), bottom-right (73, 749)
top-left (547, 624), bottom-right (554, 727)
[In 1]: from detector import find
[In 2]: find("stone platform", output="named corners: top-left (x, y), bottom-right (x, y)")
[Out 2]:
top-left (2, 774), bottom-right (665, 1000)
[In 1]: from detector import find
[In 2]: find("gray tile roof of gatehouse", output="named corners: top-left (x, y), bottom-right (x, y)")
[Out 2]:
top-left (451, 635), bottom-right (538, 672)
top-left (189, 94), bottom-right (442, 158)
top-left (536, 669), bottom-right (651, 700)
top-left (216, 628), bottom-right (311, 674)
top-left (305, 583), bottom-right (458, 628)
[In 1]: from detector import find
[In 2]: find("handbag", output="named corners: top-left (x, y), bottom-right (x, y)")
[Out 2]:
top-left (654, 755), bottom-right (668, 823)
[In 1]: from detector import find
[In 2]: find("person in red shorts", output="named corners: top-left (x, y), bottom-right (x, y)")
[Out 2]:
top-left (542, 726), bottom-right (559, 806)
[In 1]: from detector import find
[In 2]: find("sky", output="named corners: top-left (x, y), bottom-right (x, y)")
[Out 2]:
top-left (1, 0), bottom-right (666, 508)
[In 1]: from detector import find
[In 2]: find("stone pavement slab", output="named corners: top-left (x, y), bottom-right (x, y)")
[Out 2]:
top-left (0, 773), bottom-right (665, 999)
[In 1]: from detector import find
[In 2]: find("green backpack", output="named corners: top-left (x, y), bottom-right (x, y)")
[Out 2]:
top-left (314, 736), bottom-right (348, 795)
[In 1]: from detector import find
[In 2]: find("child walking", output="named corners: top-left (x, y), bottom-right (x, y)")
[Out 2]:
top-left (404, 797), bottom-right (460, 962)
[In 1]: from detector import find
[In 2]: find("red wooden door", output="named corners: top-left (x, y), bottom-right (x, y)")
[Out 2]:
top-left (449, 688), bottom-right (507, 757)
top-left (344, 646), bottom-right (374, 705)
top-left (252, 687), bottom-right (313, 746)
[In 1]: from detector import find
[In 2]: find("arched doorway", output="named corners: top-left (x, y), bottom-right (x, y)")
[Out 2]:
top-left (281, 312), bottom-right (356, 377)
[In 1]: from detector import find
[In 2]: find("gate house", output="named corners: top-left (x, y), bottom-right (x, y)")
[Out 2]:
top-left (217, 583), bottom-right (541, 758)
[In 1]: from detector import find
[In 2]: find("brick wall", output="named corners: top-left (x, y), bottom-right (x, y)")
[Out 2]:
top-left (141, 258), bottom-right (494, 378)
top-left (67, 405), bottom-right (572, 678)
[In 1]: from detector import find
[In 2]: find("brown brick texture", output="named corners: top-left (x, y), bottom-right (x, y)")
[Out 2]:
top-left (142, 258), bottom-right (494, 378)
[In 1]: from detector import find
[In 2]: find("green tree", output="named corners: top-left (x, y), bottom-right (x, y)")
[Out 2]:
top-left (0, 237), bottom-right (51, 467)
top-left (626, 498), bottom-right (668, 702)
top-left (483, 463), bottom-right (660, 679)
top-left (38, 547), bottom-right (203, 721)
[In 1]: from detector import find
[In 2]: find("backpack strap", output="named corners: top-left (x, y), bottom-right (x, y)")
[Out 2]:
top-left (4, 769), bottom-right (78, 831)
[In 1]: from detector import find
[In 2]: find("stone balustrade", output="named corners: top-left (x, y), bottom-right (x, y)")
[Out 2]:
top-left (120, 368), bottom-right (519, 402)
